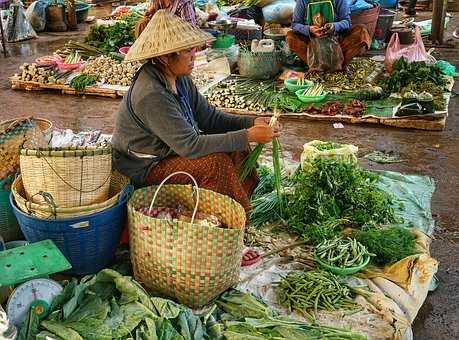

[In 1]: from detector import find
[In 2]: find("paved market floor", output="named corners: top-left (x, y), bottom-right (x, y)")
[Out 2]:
top-left (1, 8), bottom-right (458, 340)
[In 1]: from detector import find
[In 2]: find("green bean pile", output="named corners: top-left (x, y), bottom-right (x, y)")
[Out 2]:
top-left (278, 269), bottom-right (358, 317)
top-left (315, 237), bottom-right (373, 268)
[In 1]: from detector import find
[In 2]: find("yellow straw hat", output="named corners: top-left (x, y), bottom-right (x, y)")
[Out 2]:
top-left (125, 10), bottom-right (215, 62)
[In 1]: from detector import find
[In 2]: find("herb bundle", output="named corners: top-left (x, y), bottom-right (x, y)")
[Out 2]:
top-left (287, 158), bottom-right (400, 235)
top-left (354, 226), bottom-right (417, 265)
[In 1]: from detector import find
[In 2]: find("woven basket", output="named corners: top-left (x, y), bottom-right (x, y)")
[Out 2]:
top-left (0, 186), bottom-right (22, 242)
top-left (0, 117), bottom-right (52, 134)
top-left (128, 172), bottom-right (246, 308)
top-left (0, 117), bottom-right (50, 180)
top-left (20, 146), bottom-right (112, 208)
top-left (12, 171), bottom-right (129, 219)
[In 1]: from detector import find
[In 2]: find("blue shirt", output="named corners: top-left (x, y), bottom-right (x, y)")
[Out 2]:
top-left (292, 0), bottom-right (351, 37)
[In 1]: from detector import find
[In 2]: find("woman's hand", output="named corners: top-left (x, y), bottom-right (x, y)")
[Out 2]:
top-left (254, 117), bottom-right (282, 133)
top-left (247, 126), bottom-right (279, 144)
top-left (310, 25), bottom-right (325, 37)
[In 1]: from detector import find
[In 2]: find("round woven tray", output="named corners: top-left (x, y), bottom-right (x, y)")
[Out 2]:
top-left (12, 171), bottom-right (129, 219)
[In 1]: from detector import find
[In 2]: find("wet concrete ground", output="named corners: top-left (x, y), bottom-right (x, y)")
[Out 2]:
top-left (0, 7), bottom-right (458, 339)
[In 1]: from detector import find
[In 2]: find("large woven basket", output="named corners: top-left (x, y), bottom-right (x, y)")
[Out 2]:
top-left (128, 172), bottom-right (246, 308)
top-left (20, 146), bottom-right (112, 208)
top-left (0, 117), bottom-right (50, 180)
top-left (12, 171), bottom-right (129, 219)
top-left (238, 49), bottom-right (284, 79)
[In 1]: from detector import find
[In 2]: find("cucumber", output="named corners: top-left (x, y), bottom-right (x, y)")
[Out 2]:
top-left (110, 52), bottom-right (125, 61)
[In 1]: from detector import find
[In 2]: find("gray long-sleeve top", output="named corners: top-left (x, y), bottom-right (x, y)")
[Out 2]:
top-left (292, 0), bottom-right (351, 37)
top-left (111, 63), bottom-right (255, 186)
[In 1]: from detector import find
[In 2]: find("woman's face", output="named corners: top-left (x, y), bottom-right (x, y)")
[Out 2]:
top-left (167, 48), bottom-right (197, 76)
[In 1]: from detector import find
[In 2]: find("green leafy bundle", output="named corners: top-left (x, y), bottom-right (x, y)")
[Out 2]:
top-left (354, 226), bottom-right (417, 265)
top-left (380, 58), bottom-right (445, 94)
top-left (18, 269), bottom-right (215, 340)
top-left (69, 74), bottom-right (97, 91)
top-left (218, 290), bottom-right (366, 339)
top-left (287, 158), bottom-right (400, 239)
top-left (85, 13), bottom-right (141, 53)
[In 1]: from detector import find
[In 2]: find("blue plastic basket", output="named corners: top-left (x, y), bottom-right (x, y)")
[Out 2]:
top-left (10, 185), bottom-right (132, 275)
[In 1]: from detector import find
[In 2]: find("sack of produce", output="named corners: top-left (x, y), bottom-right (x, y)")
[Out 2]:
top-left (307, 36), bottom-right (344, 72)
top-left (128, 172), bottom-right (246, 307)
top-left (385, 26), bottom-right (433, 73)
top-left (6, 1), bottom-right (38, 42)
top-left (19, 146), bottom-right (112, 208)
top-left (300, 140), bottom-right (358, 169)
top-left (25, 0), bottom-right (47, 32)
top-left (262, 0), bottom-right (295, 25)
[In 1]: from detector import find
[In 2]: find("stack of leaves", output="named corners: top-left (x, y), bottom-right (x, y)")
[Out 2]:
top-left (278, 269), bottom-right (359, 318)
top-left (217, 290), bottom-right (366, 339)
top-left (18, 269), bottom-right (216, 340)
top-left (354, 226), bottom-right (417, 265)
top-left (287, 158), bottom-right (401, 240)
top-left (85, 13), bottom-right (142, 53)
top-left (379, 58), bottom-right (446, 94)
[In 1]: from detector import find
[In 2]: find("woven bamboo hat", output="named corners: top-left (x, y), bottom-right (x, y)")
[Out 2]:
top-left (125, 10), bottom-right (215, 62)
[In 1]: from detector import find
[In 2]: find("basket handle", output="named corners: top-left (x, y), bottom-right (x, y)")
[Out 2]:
top-left (148, 171), bottom-right (199, 225)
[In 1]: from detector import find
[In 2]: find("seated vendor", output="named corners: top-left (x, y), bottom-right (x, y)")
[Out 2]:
top-left (287, 0), bottom-right (371, 67)
top-left (113, 10), bottom-right (280, 212)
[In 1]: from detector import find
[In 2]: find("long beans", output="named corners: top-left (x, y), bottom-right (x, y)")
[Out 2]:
top-left (278, 269), bottom-right (359, 318)
top-left (315, 237), bottom-right (373, 268)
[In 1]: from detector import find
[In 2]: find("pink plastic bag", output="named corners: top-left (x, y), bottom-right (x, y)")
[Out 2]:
top-left (385, 26), bottom-right (430, 73)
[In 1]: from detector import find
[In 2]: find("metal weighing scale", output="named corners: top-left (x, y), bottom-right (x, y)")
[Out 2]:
top-left (0, 239), bottom-right (71, 326)
top-left (208, 19), bottom-right (237, 49)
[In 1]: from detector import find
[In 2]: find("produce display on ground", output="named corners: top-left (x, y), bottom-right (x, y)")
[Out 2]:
top-left (82, 55), bottom-right (141, 86)
top-left (278, 269), bottom-right (359, 318)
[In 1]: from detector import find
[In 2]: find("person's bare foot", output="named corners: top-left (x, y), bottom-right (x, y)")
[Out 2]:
top-left (453, 27), bottom-right (459, 39)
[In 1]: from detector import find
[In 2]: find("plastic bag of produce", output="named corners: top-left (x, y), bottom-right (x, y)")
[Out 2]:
top-left (300, 140), bottom-right (358, 170)
top-left (262, 0), bottom-right (295, 25)
top-left (385, 26), bottom-right (431, 73)
top-left (6, 1), bottom-right (37, 42)
top-left (208, 45), bottom-right (240, 68)
top-left (25, 0), bottom-right (46, 32)
top-left (307, 36), bottom-right (344, 72)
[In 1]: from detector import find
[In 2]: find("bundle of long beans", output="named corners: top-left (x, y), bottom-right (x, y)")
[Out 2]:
top-left (278, 269), bottom-right (359, 318)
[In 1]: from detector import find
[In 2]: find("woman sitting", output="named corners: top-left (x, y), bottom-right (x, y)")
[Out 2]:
top-left (112, 10), bottom-right (280, 211)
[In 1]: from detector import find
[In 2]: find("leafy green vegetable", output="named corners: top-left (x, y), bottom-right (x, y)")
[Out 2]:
top-left (41, 320), bottom-right (83, 340)
top-left (217, 290), bottom-right (274, 319)
top-left (313, 141), bottom-right (343, 151)
top-left (299, 219), bottom-right (346, 245)
top-left (354, 226), bottom-right (417, 265)
top-left (69, 74), bottom-right (97, 91)
top-left (84, 13), bottom-right (141, 53)
top-left (380, 58), bottom-right (445, 94)
top-left (155, 318), bottom-right (184, 339)
top-left (287, 158), bottom-right (401, 236)
top-left (16, 306), bottom-right (41, 340)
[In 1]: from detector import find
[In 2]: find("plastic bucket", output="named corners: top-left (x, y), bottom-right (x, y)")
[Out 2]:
top-left (351, 5), bottom-right (381, 41)
top-left (11, 185), bottom-right (132, 275)
top-left (375, 8), bottom-right (396, 41)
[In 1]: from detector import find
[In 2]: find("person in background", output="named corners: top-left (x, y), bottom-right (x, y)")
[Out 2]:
top-left (286, 0), bottom-right (371, 67)
top-left (135, 0), bottom-right (198, 38)
top-left (404, 0), bottom-right (417, 16)
top-left (113, 10), bottom-right (280, 212)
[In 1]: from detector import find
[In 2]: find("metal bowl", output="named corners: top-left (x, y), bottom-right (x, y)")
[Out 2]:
top-left (208, 19), bottom-right (237, 31)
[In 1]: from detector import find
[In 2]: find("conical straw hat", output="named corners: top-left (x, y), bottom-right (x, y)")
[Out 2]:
top-left (125, 10), bottom-right (215, 62)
